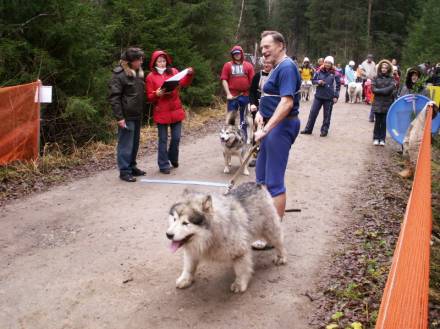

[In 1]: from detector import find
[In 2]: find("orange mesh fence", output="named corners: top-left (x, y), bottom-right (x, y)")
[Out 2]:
top-left (0, 81), bottom-right (40, 165)
top-left (375, 105), bottom-right (433, 329)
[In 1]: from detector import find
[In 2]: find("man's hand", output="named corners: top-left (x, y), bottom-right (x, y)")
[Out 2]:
top-left (250, 104), bottom-right (258, 112)
top-left (333, 97), bottom-right (338, 103)
top-left (117, 119), bottom-right (126, 129)
top-left (187, 67), bottom-right (194, 75)
top-left (156, 88), bottom-right (164, 97)
top-left (226, 93), bottom-right (234, 100)
top-left (254, 127), bottom-right (267, 143)
top-left (255, 111), bottom-right (264, 128)
top-left (318, 80), bottom-right (325, 86)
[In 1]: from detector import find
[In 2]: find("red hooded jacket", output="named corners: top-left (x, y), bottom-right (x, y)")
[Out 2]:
top-left (220, 46), bottom-right (254, 96)
top-left (146, 50), bottom-right (193, 124)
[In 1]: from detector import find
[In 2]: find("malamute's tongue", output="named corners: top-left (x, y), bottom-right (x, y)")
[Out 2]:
top-left (170, 241), bottom-right (182, 253)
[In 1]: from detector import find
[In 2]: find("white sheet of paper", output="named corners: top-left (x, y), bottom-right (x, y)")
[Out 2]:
top-left (165, 68), bottom-right (189, 82)
top-left (35, 85), bottom-right (52, 103)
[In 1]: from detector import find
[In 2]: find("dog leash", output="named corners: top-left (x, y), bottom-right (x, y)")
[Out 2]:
top-left (224, 143), bottom-right (259, 195)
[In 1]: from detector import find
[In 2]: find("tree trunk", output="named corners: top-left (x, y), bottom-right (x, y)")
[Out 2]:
top-left (235, 0), bottom-right (246, 42)
top-left (367, 0), bottom-right (373, 51)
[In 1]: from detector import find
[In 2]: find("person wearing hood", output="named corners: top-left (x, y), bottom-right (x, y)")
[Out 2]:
top-left (109, 47), bottom-right (147, 182)
top-left (398, 67), bottom-right (429, 97)
top-left (220, 46), bottom-right (255, 139)
top-left (344, 60), bottom-right (356, 103)
top-left (146, 50), bottom-right (194, 174)
top-left (371, 59), bottom-right (396, 146)
top-left (301, 56), bottom-right (340, 137)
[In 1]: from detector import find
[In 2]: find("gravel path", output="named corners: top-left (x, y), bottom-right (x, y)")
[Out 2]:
top-left (0, 99), bottom-right (379, 329)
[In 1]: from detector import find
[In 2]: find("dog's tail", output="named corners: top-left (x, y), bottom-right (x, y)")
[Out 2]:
top-left (226, 110), bottom-right (238, 126)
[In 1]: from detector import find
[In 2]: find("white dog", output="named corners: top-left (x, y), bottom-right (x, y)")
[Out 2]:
top-left (300, 80), bottom-right (313, 101)
top-left (166, 182), bottom-right (287, 293)
top-left (348, 82), bottom-right (363, 104)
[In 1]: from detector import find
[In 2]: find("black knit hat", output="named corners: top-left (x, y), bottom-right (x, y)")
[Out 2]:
top-left (122, 47), bottom-right (145, 62)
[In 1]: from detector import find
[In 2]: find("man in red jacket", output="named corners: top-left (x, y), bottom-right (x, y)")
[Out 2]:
top-left (220, 46), bottom-right (255, 140)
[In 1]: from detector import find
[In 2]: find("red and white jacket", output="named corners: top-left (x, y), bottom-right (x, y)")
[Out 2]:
top-left (146, 50), bottom-right (193, 124)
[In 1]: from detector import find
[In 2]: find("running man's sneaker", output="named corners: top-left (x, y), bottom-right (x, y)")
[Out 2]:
top-left (379, 140), bottom-right (385, 146)
top-left (373, 139), bottom-right (380, 146)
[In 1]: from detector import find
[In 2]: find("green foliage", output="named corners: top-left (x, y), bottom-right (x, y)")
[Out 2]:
top-left (0, 0), bottom-right (235, 146)
top-left (1, 0), bottom-right (434, 147)
top-left (236, 0), bottom-right (269, 53)
top-left (63, 97), bottom-right (98, 123)
top-left (402, 0), bottom-right (440, 65)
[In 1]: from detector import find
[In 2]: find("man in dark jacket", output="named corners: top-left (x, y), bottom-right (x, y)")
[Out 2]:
top-left (109, 47), bottom-right (146, 182)
top-left (301, 56), bottom-right (340, 137)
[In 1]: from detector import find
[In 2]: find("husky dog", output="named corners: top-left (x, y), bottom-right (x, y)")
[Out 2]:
top-left (166, 182), bottom-right (287, 293)
top-left (219, 110), bottom-right (251, 176)
top-left (300, 80), bottom-right (313, 101)
top-left (348, 82), bottom-right (363, 104)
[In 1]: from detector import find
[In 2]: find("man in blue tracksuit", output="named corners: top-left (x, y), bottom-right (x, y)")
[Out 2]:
top-left (301, 56), bottom-right (340, 137)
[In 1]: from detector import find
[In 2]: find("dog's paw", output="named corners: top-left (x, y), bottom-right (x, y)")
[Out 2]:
top-left (243, 168), bottom-right (250, 176)
top-left (273, 255), bottom-right (287, 266)
top-left (230, 281), bottom-right (247, 293)
top-left (223, 167), bottom-right (230, 174)
top-left (176, 275), bottom-right (193, 289)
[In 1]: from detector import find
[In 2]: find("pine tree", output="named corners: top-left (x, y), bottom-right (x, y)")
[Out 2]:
top-left (402, 0), bottom-right (440, 66)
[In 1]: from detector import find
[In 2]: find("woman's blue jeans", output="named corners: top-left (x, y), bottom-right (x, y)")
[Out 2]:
top-left (157, 122), bottom-right (182, 170)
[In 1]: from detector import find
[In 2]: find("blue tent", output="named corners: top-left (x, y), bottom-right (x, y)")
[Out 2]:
top-left (386, 94), bottom-right (440, 144)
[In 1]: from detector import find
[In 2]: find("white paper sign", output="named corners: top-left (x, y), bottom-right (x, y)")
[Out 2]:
top-left (35, 85), bottom-right (52, 103)
top-left (166, 68), bottom-right (189, 82)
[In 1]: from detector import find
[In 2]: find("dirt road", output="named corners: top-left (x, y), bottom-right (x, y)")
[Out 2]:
top-left (1, 100), bottom-right (377, 329)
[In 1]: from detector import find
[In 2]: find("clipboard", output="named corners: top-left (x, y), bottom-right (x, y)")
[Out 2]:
top-left (161, 80), bottom-right (180, 92)
top-left (161, 68), bottom-right (189, 92)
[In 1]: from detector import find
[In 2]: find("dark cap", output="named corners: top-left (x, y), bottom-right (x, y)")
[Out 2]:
top-left (231, 49), bottom-right (241, 55)
top-left (122, 47), bottom-right (145, 62)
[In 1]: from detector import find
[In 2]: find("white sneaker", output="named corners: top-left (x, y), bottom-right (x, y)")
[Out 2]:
top-left (379, 140), bottom-right (385, 146)
top-left (373, 139), bottom-right (379, 146)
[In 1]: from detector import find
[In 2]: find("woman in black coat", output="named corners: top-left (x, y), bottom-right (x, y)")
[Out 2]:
top-left (371, 59), bottom-right (396, 146)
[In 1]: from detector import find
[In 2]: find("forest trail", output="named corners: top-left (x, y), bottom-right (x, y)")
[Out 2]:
top-left (0, 98), bottom-right (375, 329)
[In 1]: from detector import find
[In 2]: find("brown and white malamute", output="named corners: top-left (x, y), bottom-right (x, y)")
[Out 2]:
top-left (219, 110), bottom-right (252, 176)
top-left (166, 182), bottom-right (287, 293)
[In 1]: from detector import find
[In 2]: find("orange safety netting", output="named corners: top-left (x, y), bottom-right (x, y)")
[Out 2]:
top-left (375, 105), bottom-right (433, 329)
top-left (0, 81), bottom-right (40, 165)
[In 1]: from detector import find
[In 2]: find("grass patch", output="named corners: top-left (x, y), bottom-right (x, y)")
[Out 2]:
top-left (0, 105), bottom-right (224, 204)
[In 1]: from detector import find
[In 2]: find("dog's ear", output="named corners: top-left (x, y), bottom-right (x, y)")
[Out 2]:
top-left (202, 195), bottom-right (212, 212)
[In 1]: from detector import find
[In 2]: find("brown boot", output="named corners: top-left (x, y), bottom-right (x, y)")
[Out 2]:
top-left (399, 160), bottom-right (413, 178)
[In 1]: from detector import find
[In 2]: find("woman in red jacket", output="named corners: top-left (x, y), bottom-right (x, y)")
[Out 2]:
top-left (146, 50), bottom-right (193, 174)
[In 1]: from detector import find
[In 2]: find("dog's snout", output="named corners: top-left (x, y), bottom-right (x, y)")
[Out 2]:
top-left (166, 232), bottom-right (174, 240)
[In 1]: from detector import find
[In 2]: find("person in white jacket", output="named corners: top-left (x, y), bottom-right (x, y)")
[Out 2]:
top-left (361, 54), bottom-right (376, 80)
top-left (361, 54), bottom-right (377, 122)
